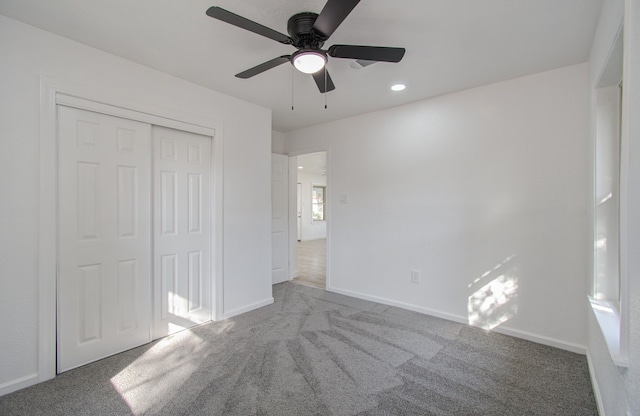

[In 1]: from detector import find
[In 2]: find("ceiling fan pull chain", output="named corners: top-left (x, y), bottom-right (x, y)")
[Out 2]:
top-left (291, 66), bottom-right (295, 111)
top-left (324, 68), bottom-right (328, 109)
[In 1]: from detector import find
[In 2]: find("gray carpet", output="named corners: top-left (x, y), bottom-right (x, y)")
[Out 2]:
top-left (0, 282), bottom-right (597, 415)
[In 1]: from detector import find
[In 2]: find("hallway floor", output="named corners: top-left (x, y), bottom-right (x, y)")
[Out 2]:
top-left (293, 238), bottom-right (326, 289)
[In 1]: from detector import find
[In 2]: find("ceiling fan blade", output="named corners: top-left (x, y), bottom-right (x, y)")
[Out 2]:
top-left (312, 68), bottom-right (336, 93)
top-left (312, 0), bottom-right (361, 40)
top-left (328, 45), bottom-right (406, 62)
top-left (206, 7), bottom-right (292, 45)
top-left (235, 55), bottom-right (291, 79)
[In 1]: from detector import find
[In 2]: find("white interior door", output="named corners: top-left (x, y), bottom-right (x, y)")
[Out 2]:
top-left (153, 126), bottom-right (212, 339)
top-left (272, 154), bottom-right (289, 284)
top-left (57, 106), bottom-right (151, 373)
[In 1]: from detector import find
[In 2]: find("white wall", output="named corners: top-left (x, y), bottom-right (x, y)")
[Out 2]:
top-left (285, 64), bottom-right (589, 351)
top-left (297, 171), bottom-right (327, 241)
top-left (587, 0), bottom-right (640, 414)
top-left (0, 16), bottom-right (272, 394)
top-left (272, 130), bottom-right (286, 154)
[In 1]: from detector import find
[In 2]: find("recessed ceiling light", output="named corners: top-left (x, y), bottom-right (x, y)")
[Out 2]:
top-left (391, 83), bottom-right (406, 92)
top-left (298, 166), bottom-right (304, 169)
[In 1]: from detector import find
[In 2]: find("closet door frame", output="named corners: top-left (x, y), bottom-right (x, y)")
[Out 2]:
top-left (38, 75), bottom-right (223, 383)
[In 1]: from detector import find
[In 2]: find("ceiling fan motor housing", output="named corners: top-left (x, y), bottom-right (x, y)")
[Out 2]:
top-left (287, 13), bottom-right (325, 49)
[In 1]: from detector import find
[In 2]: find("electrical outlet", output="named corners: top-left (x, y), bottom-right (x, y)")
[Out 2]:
top-left (410, 270), bottom-right (420, 283)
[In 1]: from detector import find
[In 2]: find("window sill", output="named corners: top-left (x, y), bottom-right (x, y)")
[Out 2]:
top-left (588, 296), bottom-right (628, 367)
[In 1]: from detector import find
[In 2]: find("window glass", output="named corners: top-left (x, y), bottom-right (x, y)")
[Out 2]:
top-left (312, 186), bottom-right (325, 221)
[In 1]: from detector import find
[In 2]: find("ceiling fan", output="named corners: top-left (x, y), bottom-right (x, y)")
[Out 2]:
top-left (206, 0), bottom-right (406, 93)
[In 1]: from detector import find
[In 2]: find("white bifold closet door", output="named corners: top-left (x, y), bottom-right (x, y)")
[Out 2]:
top-left (152, 126), bottom-right (212, 339)
top-left (57, 106), bottom-right (152, 372)
top-left (58, 108), bottom-right (212, 373)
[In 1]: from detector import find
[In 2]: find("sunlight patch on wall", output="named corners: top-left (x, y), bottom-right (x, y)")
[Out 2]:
top-left (467, 255), bottom-right (519, 330)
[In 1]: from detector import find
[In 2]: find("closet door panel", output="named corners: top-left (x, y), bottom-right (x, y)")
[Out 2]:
top-left (57, 106), bottom-right (151, 373)
top-left (152, 126), bottom-right (212, 339)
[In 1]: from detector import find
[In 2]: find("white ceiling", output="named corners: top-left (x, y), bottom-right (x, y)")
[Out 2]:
top-left (0, 0), bottom-right (602, 132)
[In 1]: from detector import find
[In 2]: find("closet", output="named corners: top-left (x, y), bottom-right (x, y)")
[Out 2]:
top-left (57, 106), bottom-right (212, 372)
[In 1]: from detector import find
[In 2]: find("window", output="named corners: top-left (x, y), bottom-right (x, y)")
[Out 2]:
top-left (594, 82), bottom-right (622, 307)
top-left (312, 186), bottom-right (326, 221)
top-left (590, 26), bottom-right (628, 367)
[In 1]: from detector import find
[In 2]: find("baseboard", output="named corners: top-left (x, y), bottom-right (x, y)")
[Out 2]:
top-left (222, 297), bottom-right (274, 320)
top-left (290, 269), bottom-right (299, 279)
top-left (490, 325), bottom-right (586, 354)
top-left (0, 373), bottom-right (38, 397)
top-left (327, 285), bottom-right (464, 323)
top-left (326, 285), bottom-right (586, 354)
top-left (586, 350), bottom-right (606, 416)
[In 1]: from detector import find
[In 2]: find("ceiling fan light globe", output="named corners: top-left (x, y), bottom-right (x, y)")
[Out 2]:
top-left (293, 51), bottom-right (327, 74)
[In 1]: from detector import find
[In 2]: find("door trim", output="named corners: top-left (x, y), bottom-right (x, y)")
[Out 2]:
top-left (57, 94), bottom-right (215, 137)
top-left (38, 75), bottom-right (224, 383)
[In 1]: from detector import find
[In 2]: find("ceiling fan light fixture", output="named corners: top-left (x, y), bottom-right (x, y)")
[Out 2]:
top-left (292, 50), bottom-right (327, 74)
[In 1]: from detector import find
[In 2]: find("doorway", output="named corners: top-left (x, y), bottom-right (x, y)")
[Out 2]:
top-left (291, 151), bottom-right (327, 289)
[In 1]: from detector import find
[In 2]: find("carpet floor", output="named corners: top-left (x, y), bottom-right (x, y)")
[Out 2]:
top-left (0, 282), bottom-right (597, 415)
